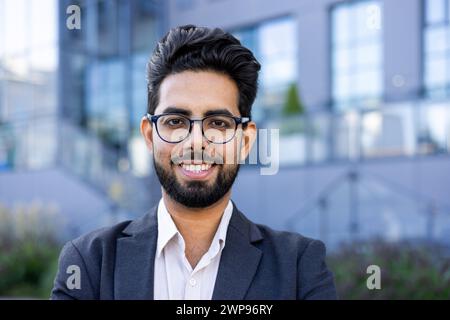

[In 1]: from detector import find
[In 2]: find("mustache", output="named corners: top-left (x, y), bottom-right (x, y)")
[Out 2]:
top-left (171, 150), bottom-right (224, 165)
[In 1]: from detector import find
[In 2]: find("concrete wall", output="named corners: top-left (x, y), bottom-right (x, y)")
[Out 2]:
top-left (383, 0), bottom-right (422, 101)
top-left (0, 168), bottom-right (116, 239)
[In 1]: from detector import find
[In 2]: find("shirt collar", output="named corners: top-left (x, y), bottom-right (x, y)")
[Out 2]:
top-left (156, 198), bottom-right (233, 258)
top-left (156, 198), bottom-right (179, 258)
top-left (212, 199), bottom-right (233, 253)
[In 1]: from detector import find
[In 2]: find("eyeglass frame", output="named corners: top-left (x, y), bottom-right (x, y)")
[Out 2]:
top-left (145, 112), bottom-right (250, 144)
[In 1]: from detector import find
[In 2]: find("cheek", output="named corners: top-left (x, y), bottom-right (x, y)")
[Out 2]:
top-left (218, 139), bottom-right (241, 164)
top-left (153, 142), bottom-right (176, 165)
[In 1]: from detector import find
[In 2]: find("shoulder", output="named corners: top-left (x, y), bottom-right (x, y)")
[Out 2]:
top-left (50, 219), bottom-right (134, 300)
top-left (254, 223), bottom-right (336, 299)
top-left (56, 218), bottom-right (136, 283)
top-left (67, 206), bottom-right (157, 257)
top-left (68, 219), bottom-right (132, 257)
top-left (230, 204), bottom-right (326, 258)
top-left (253, 221), bottom-right (327, 259)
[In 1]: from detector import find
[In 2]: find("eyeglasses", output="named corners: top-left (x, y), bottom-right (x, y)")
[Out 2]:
top-left (146, 113), bottom-right (250, 144)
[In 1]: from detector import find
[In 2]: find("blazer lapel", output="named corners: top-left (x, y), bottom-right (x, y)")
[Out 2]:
top-left (112, 202), bottom-right (263, 300)
top-left (114, 206), bottom-right (158, 300)
top-left (212, 203), bottom-right (264, 300)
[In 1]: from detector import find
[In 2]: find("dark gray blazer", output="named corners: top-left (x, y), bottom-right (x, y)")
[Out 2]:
top-left (51, 202), bottom-right (337, 300)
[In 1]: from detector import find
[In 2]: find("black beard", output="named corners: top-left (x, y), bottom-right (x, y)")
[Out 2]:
top-left (153, 158), bottom-right (240, 208)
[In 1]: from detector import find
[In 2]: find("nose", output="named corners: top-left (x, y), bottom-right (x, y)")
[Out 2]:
top-left (181, 120), bottom-right (209, 163)
top-left (191, 121), bottom-right (204, 147)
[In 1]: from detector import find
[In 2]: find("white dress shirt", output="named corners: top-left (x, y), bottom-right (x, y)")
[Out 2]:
top-left (153, 198), bottom-right (233, 300)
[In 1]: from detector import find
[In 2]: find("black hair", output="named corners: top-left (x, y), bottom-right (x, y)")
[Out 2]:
top-left (146, 25), bottom-right (261, 119)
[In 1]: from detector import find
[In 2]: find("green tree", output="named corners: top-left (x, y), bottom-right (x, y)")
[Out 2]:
top-left (280, 83), bottom-right (308, 135)
top-left (282, 83), bottom-right (305, 117)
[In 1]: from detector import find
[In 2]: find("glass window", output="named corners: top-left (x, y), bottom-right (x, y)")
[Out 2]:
top-left (426, 0), bottom-right (446, 25)
top-left (61, 0), bottom-right (163, 151)
top-left (30, 0), bottom-right (57, 49)
top-left (424, 0), bottom-right (450, 98)
top-left (1, 0), bottom-right (28, 56)
top-left (361, 105), bottom-right (416, 158)
top-left (96, 0), bottom-right (119, 57)
top-left (425, 27), bottom-right (449, 54)
top-left (131, 53), bottom-right (148, 132)
top-left (417, 102), bottom-right (450, 154)
top-left (0, 0), bottom-right (58, 119)
top-left (86, 59), bottom-right (128, 147)
top-left (0, 0), bottom-right (58, 170)
top-left (232, 17), bottom-right (297, 122)
top-left (331, 0), bottom-right (383, 111)
top-left (132, 0), bottom-right (160, 51)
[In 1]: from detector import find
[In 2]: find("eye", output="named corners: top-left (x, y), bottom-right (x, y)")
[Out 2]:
top-left (162, 116), bottom-right (187, 128)
top-left (168, 119), bottom-right (182, 126)
top-left (207, 117), bottom-right (234, 129)
top-left (211, 120), bottom-right (226, 128)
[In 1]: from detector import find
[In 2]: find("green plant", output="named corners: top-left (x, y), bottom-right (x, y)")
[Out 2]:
top-left (279, 83), bottom-right (311, 136)
top-left (327, 239), bottom-right (450, 299)
top-left (282, 83), bottom-right (304, 116)
top-left (0, 202), bottom-right (63, 299)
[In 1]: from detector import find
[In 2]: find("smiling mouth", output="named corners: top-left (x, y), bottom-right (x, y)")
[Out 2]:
top-left (176, 162), bottom-right (216, 172)
top-left (173, 161), bottom-right (218, 179)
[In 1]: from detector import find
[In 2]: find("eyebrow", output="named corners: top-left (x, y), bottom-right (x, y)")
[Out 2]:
top-left (161, 106), bottom-right (191, 116)
top-left (161, 106), bottom-right (235, 117)
top-left (204, 109), bottom-right (234, 117)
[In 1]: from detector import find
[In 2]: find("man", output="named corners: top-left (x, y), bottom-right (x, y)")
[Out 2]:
top-left (51, 25), bottom-right (337, 300)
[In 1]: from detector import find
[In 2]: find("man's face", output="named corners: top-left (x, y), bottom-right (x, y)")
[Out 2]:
top-left (141, 70), bottom-right (256, 208)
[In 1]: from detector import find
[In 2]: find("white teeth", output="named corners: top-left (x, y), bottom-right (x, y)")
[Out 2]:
top-left (181, 163), bottom-right (212, 172)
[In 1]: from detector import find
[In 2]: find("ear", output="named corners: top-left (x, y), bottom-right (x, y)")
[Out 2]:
top-left (239, 121), bottom-right (257, 162)
top-left (140, 116), bottom-right (154, 152)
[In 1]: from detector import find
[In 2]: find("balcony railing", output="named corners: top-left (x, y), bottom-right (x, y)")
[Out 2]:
top-left (0, 115), bottom-right (154, 217)
top-left (265, 98), bottom-right (450, 165)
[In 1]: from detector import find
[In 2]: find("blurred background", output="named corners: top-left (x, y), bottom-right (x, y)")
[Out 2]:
top-left (0, 0), bottom-right (450, 299)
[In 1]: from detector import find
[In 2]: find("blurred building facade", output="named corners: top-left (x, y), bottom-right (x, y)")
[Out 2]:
top-left (1, 0), bottom-right (450, 247)
top-left (0, 0), bottom-right (165, 236)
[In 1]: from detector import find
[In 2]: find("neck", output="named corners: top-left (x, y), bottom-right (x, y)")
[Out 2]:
top-left (162, 189), bottom-right (231, 239)
top-left (162, 189), bottom-right (231, 268)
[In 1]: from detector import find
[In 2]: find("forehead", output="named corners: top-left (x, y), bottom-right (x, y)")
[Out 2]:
top-left (154, 70), bottom-right (240, 116)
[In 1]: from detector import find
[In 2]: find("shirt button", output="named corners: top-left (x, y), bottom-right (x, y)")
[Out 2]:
top-left (189, 278), bottom-right (197, 286)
